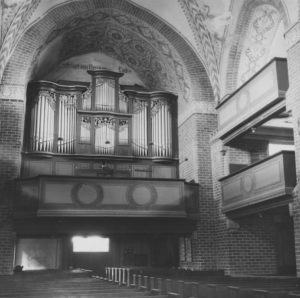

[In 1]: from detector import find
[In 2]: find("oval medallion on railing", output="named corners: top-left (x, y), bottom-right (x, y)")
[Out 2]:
top-left (71, 183), bottom-right (104, 206)
top-left (126, 183), bottom-right (157, 207)
top-left (241, 173), bottom-right (255, 194)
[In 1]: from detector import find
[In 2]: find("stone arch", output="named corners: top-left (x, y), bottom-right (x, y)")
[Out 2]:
top-left (224, 0), bottom-right (289, 95)
top-left (1, 0), bottom-right (214, 113)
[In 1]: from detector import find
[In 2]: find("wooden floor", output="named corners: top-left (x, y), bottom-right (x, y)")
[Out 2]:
top-left (2, 270), bottom-right (300, 297)
top-left (0, 270), bottom-right (167, 298)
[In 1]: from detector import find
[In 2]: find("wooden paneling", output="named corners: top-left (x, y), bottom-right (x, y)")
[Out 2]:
top-left (55, 162), bottom-right (74, 176)
top-left (152, 165), bottom-right (176, 178)
top-left (220, 151), bottom-right (296, 215)
top-left (216, 58), bottom-right (288, 142)
top-left (28, 160), bottom-right (52, 176)
top-left (22, 155), bottom-right (178, 179)
top-left (16, 176), bottom-right (199, 218)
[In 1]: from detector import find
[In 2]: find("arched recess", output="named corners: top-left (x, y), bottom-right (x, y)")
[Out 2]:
top-left (1, 0), bottom-right (214, 114)
top-left (224, 0), bottom-right (289, 95)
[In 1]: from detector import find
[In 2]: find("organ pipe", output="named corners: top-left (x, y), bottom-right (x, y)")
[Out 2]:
top-left (132, 99), bottom-right (148, 156)
top-left (30, 91), bottom-right (55, 152)
top-left (151, 98), bottom-right (172, 157)
top-left (95, 78), bottom-right (115, 111)
top-left (58, 94), bottom-right (77, 153)
top-left (28, 72), bottom-right (177, 159)
top-left (94, 117), bottom-right (115, 155)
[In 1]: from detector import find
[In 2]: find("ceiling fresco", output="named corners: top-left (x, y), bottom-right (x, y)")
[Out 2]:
top-left (0, 0), bottom-right (298, 108)
top-left (237, 4), bottom-right (281, 84)
top-left (0, 0), bottom-right (40, 81)
top-left (44, 52), bottom-right (146, 88)
top-left (31, 7), bottom-right (192, 103)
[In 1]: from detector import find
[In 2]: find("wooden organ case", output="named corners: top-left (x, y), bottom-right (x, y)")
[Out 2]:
top-left (23, 70), bottom-right (179, 179)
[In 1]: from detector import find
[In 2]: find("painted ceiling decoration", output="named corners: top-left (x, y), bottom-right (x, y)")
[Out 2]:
top-left (237, 4), bottom-right (281, 84)
top-left (0, 0), bottom-right (40, 81)
top-left (37, 8), bottom-right (192, 101)
top-left (178, 0), bottom-right (223, 102)
top-left (0, 0), bottom-right (297, 107)
top-left (223, 0), bottom-right (289, 95)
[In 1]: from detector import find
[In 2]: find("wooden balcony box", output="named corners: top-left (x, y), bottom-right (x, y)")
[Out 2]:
top-left (216, 58), bottom-right (289, 144)
top-left (15, 176), bottom-right (199, 219)
top-left (220, 151), bottom-right (296, 217)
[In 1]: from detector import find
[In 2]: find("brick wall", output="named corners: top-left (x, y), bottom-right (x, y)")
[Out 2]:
top-left (211, 136), bottom-right (279, 275)
top-left (0, 98), bottom-right (25, 274)
top-left (211, 138), bottom-right (230, 273)
top-left (228, 139), bottom-right (269, 170)
top-left (179, 112), bottom-right (218, 270)
top-left (227, 214), bottom-right (277, 275)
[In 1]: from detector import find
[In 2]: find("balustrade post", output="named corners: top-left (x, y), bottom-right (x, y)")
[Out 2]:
top-left (227, 286), bottom-right (239, 298)
top-left (197, 284), bottom-right (210, 298)
top-left (190, 282), bottom-right (200, 298)
top-left (166, 279), bottom-right (173, 294)
top-left (143, 276), bottom-right (149, 291)
top-left (132, 274), bottom-right (136, 287)
top-left (137, 274), bottom-right (143, 289)
top-left (118, 268), bottom-right (122, 285)
top-left (111, 267), bottom-right (114, 282)
top-left (108, 267), bottom-right (111, 281)
top-left (114, 268), bottom-right (118, 283)
top-left (184, 282), bottom-right (193, 298)
top-left (126, 268), bottom-right (130, 287)
top-left (177, 280), bottom-right (184, 298)
top-left (208, 284), bottom-right (217, 298)
top-left (157, 278), bottom-right (165, 294)
top-left (121, 268), bottom-right (125, 285)
top-left (253, 289), bottom-right (269, 298)
top-left (150, 276), bottom-right (155, 291)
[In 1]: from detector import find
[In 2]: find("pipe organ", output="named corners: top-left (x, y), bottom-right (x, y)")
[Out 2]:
top-left (30, 90), bottom-right (55, 152)
top-left (25, 69), bottom-right (178, 178)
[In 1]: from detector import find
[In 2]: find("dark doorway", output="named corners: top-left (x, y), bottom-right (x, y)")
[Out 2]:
top-left (275, 218), bottom-right (296, 275)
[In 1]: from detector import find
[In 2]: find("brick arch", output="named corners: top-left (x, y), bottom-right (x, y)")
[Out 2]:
top-left (224, 0), bottom-right (289, 95)
top-left (1, 0), bottom-right (214, 107)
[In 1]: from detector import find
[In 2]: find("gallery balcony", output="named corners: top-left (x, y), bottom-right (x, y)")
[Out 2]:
top-left (220, 151), bottom-right (296, 218)
top-left (15, 176), bottom-right (199, 219)
top-left (216, 58), bottom-right (289, 144)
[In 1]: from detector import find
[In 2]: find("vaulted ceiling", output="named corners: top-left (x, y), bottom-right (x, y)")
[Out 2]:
top-left (0, 0), bottom-right (298, 112)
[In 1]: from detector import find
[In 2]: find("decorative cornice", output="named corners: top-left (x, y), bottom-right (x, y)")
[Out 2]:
top-left (285, 21), bottom-right (300, 50)
top-left (0, 84), bottom-right (25, 100)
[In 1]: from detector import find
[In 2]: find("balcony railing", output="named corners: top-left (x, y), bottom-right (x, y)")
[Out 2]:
top-left (216, 58), bottom-right (289, 143)
top-left (15, 176), bottom-right (199, 218)
top-left (220, 151), bottom-right (296, 216)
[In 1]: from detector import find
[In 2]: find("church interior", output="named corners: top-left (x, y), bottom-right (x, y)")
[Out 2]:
top-left (1, 0), bottom-right (300, 285)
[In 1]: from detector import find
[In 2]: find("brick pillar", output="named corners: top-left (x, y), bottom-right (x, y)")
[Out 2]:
top-left (285, 21), bottom-right (300, 277)
top-left (0, 84), bottom-right (25, 274)
top-left (211, 138), bottom-right (230, 274)
top-left (211, 136), bottom-right (278, 275)
top-left (179, 109), bottom-right (218, 270)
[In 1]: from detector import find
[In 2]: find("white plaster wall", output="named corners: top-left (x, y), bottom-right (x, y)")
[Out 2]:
top-left (15, 239), bottom-right (61, 270)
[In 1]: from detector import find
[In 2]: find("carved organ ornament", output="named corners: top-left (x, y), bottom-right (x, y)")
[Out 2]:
top-left (26, 70), bottom-right (178, 159)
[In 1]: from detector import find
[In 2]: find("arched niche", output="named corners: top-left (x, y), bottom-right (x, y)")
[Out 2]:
top-left (2, 0), bottom-right (214, 116)
top-left (223, 0), bottom-right (289, 95)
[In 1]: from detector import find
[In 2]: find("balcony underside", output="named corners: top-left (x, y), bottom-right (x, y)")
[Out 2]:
top-left (13, 217), bottom-right (196, 235)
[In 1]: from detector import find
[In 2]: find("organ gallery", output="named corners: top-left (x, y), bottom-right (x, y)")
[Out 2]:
top-left (23, 70), bottom-right (178, 178)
